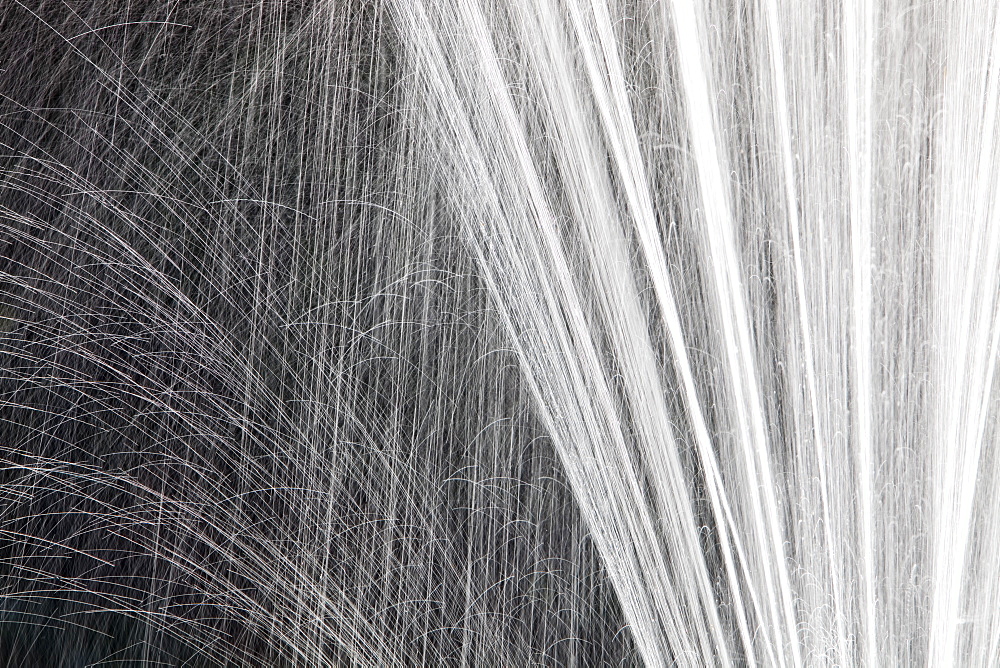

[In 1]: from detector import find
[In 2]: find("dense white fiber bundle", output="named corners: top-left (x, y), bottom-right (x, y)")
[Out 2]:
top-left (1, 0), bottom-right (998, 665)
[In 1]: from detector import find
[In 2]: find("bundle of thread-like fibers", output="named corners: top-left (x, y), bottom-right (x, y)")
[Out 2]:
top-left (2, 0), bottom-right (1000, 666)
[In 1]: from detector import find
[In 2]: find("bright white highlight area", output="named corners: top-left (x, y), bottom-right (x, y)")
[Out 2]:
top-left (397, 1), bottom-right (1000, 664)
